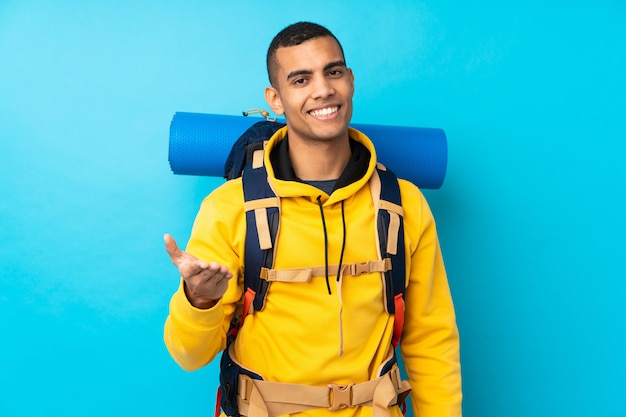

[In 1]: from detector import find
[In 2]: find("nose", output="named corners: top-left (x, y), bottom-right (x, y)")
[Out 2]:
top-left (311, 76), bottom-right (335, 99)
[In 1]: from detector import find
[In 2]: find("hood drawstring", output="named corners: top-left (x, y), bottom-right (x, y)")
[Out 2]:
top-left (316, 196), bottom-right (332, 295)
top-left (337, 200), bottom-right (346, 356)
top-left (337, 200), bottom-right (346, 284)
top-left (316, 195), bottom-right (347, 356)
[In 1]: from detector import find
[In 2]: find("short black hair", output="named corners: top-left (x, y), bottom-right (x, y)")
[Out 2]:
top-left (266, 22), bottom-right (346, 86)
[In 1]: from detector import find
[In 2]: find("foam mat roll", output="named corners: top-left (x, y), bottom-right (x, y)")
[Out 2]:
top-left (169, 112), bottom-right (448, 189)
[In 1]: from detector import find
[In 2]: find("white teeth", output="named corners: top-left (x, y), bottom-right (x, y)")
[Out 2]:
top-left (310, 106), bottom-right (338, 117)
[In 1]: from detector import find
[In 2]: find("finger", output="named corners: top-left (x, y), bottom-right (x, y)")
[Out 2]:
top-left (185, 264), bottom-right (232, 288)
top-left (204, 262), bottom-right (234, 280)
top-left (194, 263), bottom-right (228, 281)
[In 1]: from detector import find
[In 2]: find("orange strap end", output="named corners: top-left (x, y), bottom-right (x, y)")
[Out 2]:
top-left (241, 287), bottom-right (256, 322)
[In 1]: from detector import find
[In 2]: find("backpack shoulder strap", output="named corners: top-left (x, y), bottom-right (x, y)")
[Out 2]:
top-left (372, 163), bottom-right (406, 347)
top-left (241, 148), bottom-right (279, 317)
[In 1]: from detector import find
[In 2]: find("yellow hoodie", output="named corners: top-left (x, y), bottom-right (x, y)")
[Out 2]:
top-left (164, 127), bottom-right (462, 417)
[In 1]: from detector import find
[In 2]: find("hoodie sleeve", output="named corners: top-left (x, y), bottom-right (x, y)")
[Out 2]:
top-left (398, 180), bottom-right (463, 417)
top-left (163, 179), bottom-right (246, 371)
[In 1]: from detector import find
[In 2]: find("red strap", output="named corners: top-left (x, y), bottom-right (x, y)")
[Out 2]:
top-left (391, 293), bottom-right (405, 347)
top-left (218, 289), bottom-right (257, 416)
top-left (227, 287), bottom-right (257, 340)
top-left (214, 386), bottom-right (222, 417)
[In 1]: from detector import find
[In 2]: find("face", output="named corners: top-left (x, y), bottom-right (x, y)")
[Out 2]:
top-left (264, 36), bottom-right (355, 146)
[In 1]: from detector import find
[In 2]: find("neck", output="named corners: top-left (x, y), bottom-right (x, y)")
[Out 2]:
top-left (288, 135), bottom-right (352, 181)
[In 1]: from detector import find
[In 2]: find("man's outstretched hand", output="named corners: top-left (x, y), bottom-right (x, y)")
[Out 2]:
top-left (164, 234), bottom-right (233, 309)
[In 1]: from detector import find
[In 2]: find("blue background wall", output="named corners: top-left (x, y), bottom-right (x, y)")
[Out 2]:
top-left (1, 1), bottom-right (624, 416)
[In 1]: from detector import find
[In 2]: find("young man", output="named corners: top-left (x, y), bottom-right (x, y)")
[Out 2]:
top-left (164, 22), bottom-right (462, 417)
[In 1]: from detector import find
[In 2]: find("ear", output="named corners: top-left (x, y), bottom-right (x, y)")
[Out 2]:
top-left (264, 86), bottom-right (284, 116)
top-left (347, 68), bottom-right (355, 94)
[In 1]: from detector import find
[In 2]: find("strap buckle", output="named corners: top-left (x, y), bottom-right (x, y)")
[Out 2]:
top-left (350, 262), bottom-right (370, 275)
top-left (327, 383), bottom-right (355, 411)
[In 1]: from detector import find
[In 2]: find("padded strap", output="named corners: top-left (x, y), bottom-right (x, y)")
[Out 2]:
top-left (242, 162), bottom-right (279, 313)
top-left (374, 165), bottom-right (407, 347)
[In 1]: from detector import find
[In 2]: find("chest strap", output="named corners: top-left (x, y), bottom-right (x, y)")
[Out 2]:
top-left (236, 365), bottom-right (411, 417)
top-left (260, 259), bottom-right (391, 282)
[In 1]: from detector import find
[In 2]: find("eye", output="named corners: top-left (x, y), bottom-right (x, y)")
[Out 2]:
top-left (328, 69), bottom-right (344, 77)
top-left (293, 77), bottom-right (309, 86)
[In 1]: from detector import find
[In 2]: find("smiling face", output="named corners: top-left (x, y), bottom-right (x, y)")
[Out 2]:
top-left (264, 36), bottom-right (355, 146)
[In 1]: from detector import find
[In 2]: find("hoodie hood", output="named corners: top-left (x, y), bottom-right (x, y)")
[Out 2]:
top-left (264, 127), bottom-right (378, 205)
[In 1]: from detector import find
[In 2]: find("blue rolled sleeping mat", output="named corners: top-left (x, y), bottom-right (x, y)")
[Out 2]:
top-left (168, 112), bottom-right (448, 189)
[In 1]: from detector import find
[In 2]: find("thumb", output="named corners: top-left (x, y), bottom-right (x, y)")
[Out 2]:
top-left (164, 233), bottom-right (182, 261)
top-left (164, 234), bottom-right (208, 273)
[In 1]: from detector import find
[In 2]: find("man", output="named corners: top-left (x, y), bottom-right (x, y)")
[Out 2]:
top-left (164, 22), bottom-right (462, 417)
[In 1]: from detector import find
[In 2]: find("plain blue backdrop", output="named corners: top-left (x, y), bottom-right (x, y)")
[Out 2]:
top-left (1, 1), bottom-right (625, 416)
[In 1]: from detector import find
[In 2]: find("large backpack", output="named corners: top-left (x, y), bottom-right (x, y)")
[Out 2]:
top-left (217, 119), bottom-right (407, 417)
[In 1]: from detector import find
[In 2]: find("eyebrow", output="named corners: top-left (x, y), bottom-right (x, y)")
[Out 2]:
top-left (286, 60), bottom-right (347, 81)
